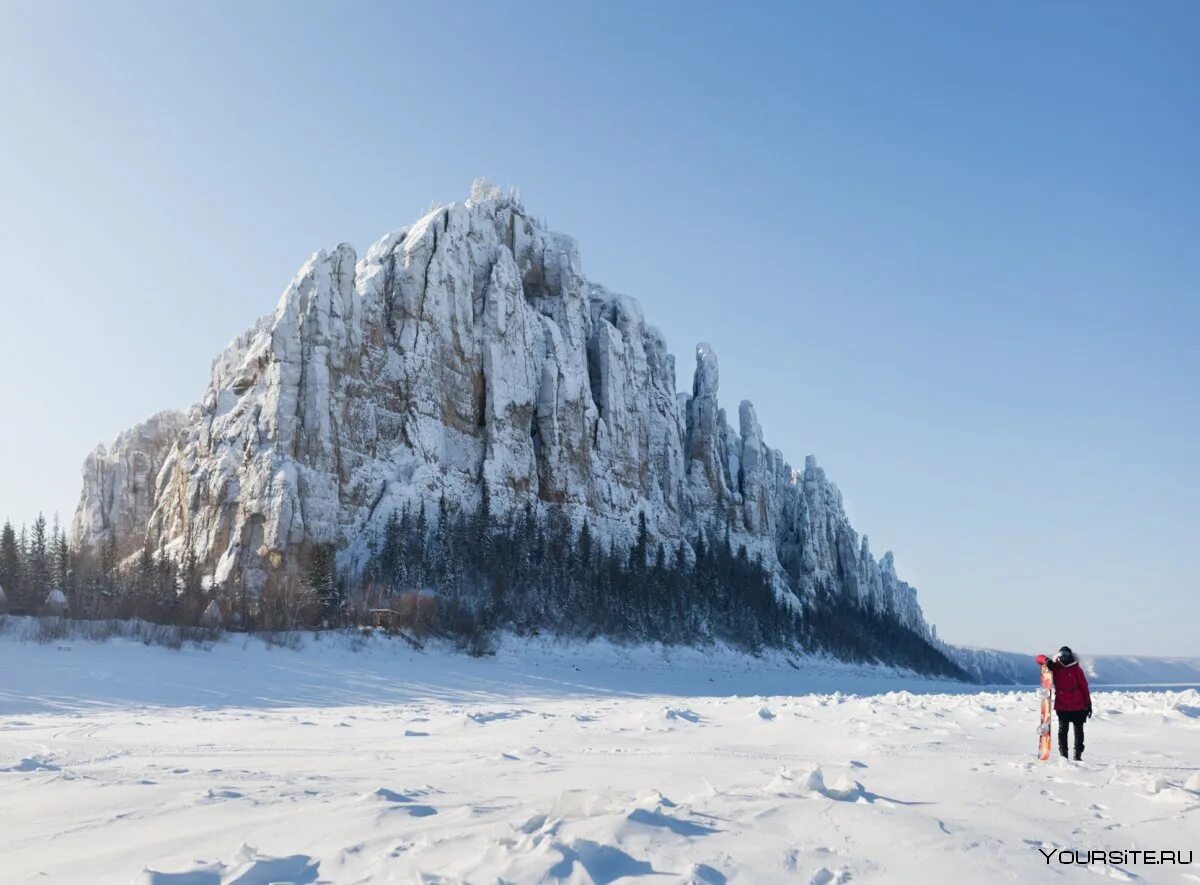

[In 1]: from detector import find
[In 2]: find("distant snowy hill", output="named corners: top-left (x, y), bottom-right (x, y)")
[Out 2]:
top-left (68, 182), bottom-right (954, 673)
top-left (949, 646), bottom-right (1200, 685)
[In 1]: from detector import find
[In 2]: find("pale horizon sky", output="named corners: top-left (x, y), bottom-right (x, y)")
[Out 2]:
top-left (1, 2), bottom-right (1196, 656)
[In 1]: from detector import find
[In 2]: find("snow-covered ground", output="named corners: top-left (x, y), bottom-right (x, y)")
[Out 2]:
top-left (1, 627), bottom-right (1197, 883)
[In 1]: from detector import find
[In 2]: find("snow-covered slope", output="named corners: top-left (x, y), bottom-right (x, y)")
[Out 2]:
top-left (2, 627), bottom-right (1197, 883)
top-left (72, 183), bottom-right (927, 633)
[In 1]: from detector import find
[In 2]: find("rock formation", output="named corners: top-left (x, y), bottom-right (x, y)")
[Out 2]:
top-left (72, 183), bottom-right (932, 634)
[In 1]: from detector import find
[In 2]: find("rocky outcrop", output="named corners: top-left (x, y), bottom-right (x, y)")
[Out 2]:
top-left (72, 183), bottom-right (933, 633)
top-left (72, 410), bottom-right (187, 560)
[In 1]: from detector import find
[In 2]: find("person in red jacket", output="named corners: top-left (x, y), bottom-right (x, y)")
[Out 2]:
top-left (1035, 646), bottom-right (1092, 760)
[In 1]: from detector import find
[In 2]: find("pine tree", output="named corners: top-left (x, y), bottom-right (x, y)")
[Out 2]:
top-left (379, 511), bottom-right (402, 589)
top-left (153, 550), bottom-right (178, 621)
top-left (180, 545), bottom-right (202, 597)
top-left (52, 518), bottom-right (71, 599)
top-left (27, 513), bottom-right (51, 606)
top-left (133, 546), bottom-right (156, 617)
top-left (0, 521), bottom-right (20, 606)
top-left (305, 544), bottom-right (342, 625)
top-left (475, 477), bottom-right (493, 572)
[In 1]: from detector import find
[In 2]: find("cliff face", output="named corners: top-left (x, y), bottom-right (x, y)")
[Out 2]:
top-left (72, 185), bottom-right (930, 634)
top-left (73, 410), bottom-right (188, 562)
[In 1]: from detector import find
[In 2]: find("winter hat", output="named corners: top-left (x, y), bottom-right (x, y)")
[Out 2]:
top-left (1057, 646), bottom-right (1076, 665)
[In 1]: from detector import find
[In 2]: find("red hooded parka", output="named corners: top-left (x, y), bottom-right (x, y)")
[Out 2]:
top-left (1036, 655), bottom-right (1092, 711)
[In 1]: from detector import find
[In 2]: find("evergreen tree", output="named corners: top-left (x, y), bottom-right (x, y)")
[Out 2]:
top-left (305, 543), bottom-right (342, 624)
top-left (27, 513), bottom-right (51, 605)
top-left (133, 546), bottom-right (156, 617)
top-left (0, 521), bottom-right (20, 605)
top-left (52, 516), bottom-right (71, 599)
top-left (378, 511), bottom-right (402, 589)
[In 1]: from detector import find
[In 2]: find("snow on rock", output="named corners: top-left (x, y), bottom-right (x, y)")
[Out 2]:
top-left (71, 185), bottom-right (930, 633)
top-left (71, 410), bottom-right (188, 562)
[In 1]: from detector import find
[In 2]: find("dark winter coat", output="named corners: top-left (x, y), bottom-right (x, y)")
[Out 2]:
top-left (1039, 657), bottom-right (1092, 711)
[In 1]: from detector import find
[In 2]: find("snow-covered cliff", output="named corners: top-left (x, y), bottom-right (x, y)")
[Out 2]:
top-left (71, 184), bottom-right (932, 635)
top-left (73, 410), bottom-right (188, 561)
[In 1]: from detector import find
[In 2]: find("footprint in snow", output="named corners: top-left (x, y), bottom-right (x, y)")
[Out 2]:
top-left (785, 846), bottom-right (841, 873)
top-left (810, 866), bottom-right (851, 885)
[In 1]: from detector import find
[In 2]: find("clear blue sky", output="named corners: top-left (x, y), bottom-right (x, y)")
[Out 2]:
top-left (1, 2), bottom-right (1196, 655)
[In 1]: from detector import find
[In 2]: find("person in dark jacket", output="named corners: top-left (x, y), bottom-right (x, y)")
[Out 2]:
top-left (1035, 646), bottom-right (1092, 760)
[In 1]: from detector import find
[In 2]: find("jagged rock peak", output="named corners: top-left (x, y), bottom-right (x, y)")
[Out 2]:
top-left (72, 183), bottom-right (934, 636)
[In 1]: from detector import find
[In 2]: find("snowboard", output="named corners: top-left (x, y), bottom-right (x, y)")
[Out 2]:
top-left (1037, 663), bottom-right (1053, 760)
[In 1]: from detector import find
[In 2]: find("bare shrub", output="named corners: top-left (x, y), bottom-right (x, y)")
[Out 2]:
top-left (260, 630), bottom-right (303, 651)
top-left (262, 578), bottom-right (319, 632)
top-left (10, 615), bottom-right (222, 650)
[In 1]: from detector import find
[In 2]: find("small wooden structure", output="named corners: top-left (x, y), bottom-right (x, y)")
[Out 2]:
top-left (365, 606), bottom-right (424, 650)
top-left (368, 608), bottom-right (394, 630)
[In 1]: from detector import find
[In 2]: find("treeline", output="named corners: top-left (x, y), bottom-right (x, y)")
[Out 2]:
top-left (0, 514), bottom-right (331, 631)
top-left (802, 592), bottom-right (966, 678)
top-left (362, 491), bottom-right (796, 653)
top-left (1, 515), bottom-right (71, 613)
top-left (359, 486), bottom-right (967, 677)
top-left (0, 495), bottom-right (967, 679)
top-left (1, 514), bottom-right (212, 624)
